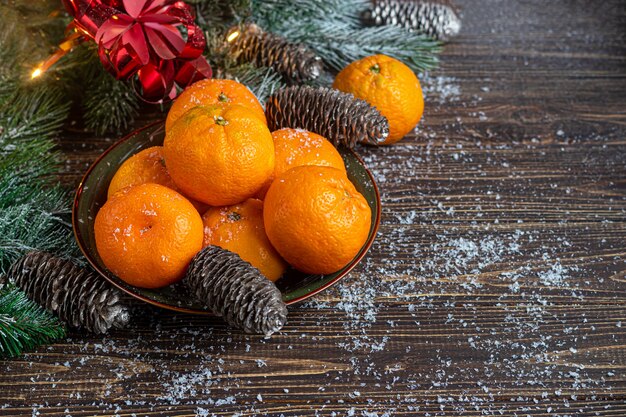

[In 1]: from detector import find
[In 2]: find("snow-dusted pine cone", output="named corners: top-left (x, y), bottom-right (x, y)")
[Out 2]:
top-left (362, 0), bottom-right (461, 41)
top-left (6, 251), bottom-right (130, 334)
top-left (265, 86), bottom-right (389, 148)
top-left (227, 23), bottom-right (323, 84)
top-left (184, 246), bottom-right (288, 336)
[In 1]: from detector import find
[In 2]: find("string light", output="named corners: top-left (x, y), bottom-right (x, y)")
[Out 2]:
top-left (28, 31), bottom-right (84, 80)
top-left (226, 30), bottom-right (240, 43)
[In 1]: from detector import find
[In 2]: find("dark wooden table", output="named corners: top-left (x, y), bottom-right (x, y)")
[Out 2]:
top-left (2, 1), bottom-right (626, 415)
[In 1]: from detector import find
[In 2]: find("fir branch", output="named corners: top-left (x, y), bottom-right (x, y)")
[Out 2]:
top-left (199, 0), bottom-right (439, 85)
top-left (0, 125), bottom-right (76, 273)
top-left (0, 201), bottom-right (73, 273)
top-left (250, 0), bottom-right (364, 30)
top-left (0, 5), bottom-right (70, 144)
top-left (201, 24), bottom-right (286, 103)
top-left (0, 85), bottom-right (70, 143)
top-left (54, 44), bottom-right (140, 136)
top-left (0, 141), bottom-right (59, 207)
top-left (0, 80), bottom-right (75, 273)
top-left (246, 0), bottom-right (439, 74)
top-left (82, 70), bottom-right (140, 136)
top-left (193, 0), bottom-right (251, 30)
top-left (0, 78), bottom-right (73, 269)
top-left (0, 113), bottom-right (76, 273)
top-left (0, 4), bottom-right (76, 273)
top-left (0, 284), bottom-right (66, 358)
top-left (282, 22), bottom-right (440, 73)
top-left (217, 65), bottom-right (286, 104)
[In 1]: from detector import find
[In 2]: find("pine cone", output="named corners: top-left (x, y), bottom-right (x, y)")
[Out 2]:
top-left (227, 23), bottom-right (323, 84)
top-left (185, 246), bottom-right (287, 336)
top-left (362, 0), bottom-right (461, 41)
top-left (7, 251), bottom-right (130, 334)
top-left (265, 86), bottom-right (389, 148)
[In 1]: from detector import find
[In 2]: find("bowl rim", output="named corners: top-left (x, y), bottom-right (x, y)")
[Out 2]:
top-left (72, 120), bottom-right (381, 314)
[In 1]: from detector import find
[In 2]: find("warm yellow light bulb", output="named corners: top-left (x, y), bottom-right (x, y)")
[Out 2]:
top-left (227, 30), bottom-right (240, 43)
top-left (31, 68), bottom-right (43, 79)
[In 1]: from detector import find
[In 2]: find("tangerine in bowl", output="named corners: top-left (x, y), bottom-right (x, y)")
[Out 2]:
top-left (73, 121), bottom-right (381, 313)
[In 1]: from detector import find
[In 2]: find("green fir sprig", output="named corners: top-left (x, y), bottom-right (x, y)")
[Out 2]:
top-left (0, 8), bottom-right (75, 270)
top-left (0, 83), bottom-right (75, 274)
top-left (280, 21), bottom-right (440, 72)
top-left (250, 0), bottom-right (362, 29)
top-left (194, 0), bottom-right (439, 91)
top-left (0, 284), bottom-right (66, 358)
top-left (0, 3), bottom-right (74, 357)
top-left (80, 57), bottom-right (141, 136)
top-left (2, 2), bottom-right (140, 136)
top-left (250, 0), bottom-right (440, 73)
top-left (217, 65), bottom-right (286, 104)
top-left (50, 43), bottom-right (141, 136)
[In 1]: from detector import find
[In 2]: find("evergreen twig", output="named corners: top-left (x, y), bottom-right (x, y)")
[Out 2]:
top-left (217, 65), bottom-right (286, 104)
top-left (82, 68), bottom-right (140, 136)
top-left (0, 85), bottom-right (75, 272)
top-left (55, 44), bottom-right (140, 135)
top-left (0, 3), bottom-right (76, 357)
top-left (192, 0), bottom-right (251, 30)
top-left (281, 21), bottom-right (440, 72)
top-left (249, 0), bottom-right (440, 73)
top-left (196, 0), bottom-right (439, 87)
top-left (250, 0), bottom-right (363, 29)
top-left (0, 284), bottom-right (66, 358)
top-left (0, 3), bottom-right (76, 273)
top-left (0, 85), bottom-right (70, 143)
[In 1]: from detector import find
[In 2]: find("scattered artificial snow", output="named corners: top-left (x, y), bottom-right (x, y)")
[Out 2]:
top-left (18, 62), bottom-right (622, 417)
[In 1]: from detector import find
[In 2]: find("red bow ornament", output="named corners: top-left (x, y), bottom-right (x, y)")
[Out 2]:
top-left (63, 0), bottom-right (212, 102)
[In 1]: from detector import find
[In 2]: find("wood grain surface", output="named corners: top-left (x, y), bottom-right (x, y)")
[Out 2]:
top-left (2, 0), bottom-right (626, 416)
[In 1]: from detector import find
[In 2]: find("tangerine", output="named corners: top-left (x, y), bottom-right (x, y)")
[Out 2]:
top-left (257, 128), bottom-right (346, 198)
top-left (333, 54), bottom-right (424, 144)
top-left (94, 183), bottom-right (203, 288)
top-left (107, 147), bottom-right (176, 198)
top-left (202, 198), bottom-right (287, 281)
top-left (263, 166), bottom-right (371, 274)
top-left (166, 79), bottom-right (266, 132)
top-left (163, 104), bottom-right (275, 206)
top-left (107, 146), bottom-right (209, 214)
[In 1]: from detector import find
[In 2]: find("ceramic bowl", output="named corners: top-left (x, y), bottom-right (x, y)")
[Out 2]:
top-left (73, 121), bottom-right (381, 313)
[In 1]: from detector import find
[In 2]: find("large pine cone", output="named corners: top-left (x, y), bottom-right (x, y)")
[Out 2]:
top-left (6, 251), bottom-right (130, 334)
top-left (185, 246), bottom-right (288, 336)
top-left (362, 0), bottom-right (462, 41)
top-left (265, 86), bottom-right (389, 148)
top-left (227, 23), bottom-right (323, 84)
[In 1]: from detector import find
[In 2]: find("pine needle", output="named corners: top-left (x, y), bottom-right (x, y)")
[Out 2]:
top-left (282, 22), bottom-right (440, 73)
top-left (250, 0), bottom-right (440, 73)
top-left (82, 69), bottom-right (140, 136)
top-left (193, 0), bottom-right (251, 30)
top-left (0, 85), bottom-right (70, 143)
top-left (218, 65), bottom-right (286, 104)
top-left (0, 284), bottom-right (66, 358)
top-left (0, 3), bottom-right (76, 274)
top-left (196, 0), bottom-right (441, 79)
top-left (55, 44), bottom-right (140, 136)
top-left (251, 0), bottom-right (364, 29)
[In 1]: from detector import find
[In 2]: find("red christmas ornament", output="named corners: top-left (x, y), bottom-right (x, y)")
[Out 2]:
top-left (62, 0), bottom-right (212, 102)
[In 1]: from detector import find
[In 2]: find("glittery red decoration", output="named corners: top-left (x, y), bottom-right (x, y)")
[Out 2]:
top-left (62, 0), bottom-right (212, 102)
